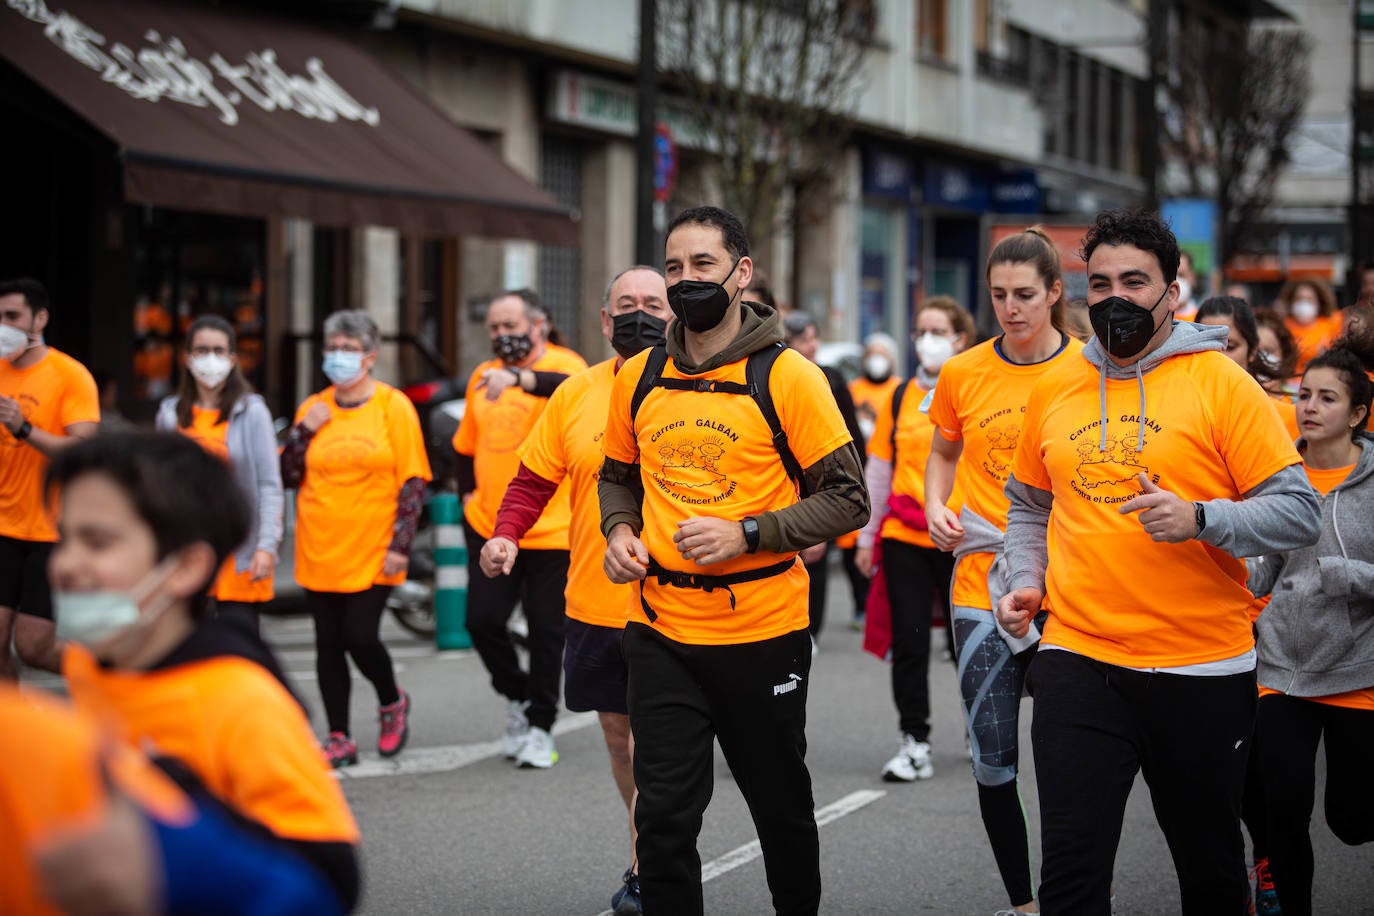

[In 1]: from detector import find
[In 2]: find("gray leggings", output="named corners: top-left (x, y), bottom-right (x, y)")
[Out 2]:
top-left (952, 605), bottom-right (1042, 786)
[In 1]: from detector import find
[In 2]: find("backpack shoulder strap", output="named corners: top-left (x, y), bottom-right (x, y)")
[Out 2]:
top-left (888, 379), bottom-right (911, 464)
top-left (746, 343), bottom-right (807, 493)
top-left (629, 345), bottom-right (670, 429)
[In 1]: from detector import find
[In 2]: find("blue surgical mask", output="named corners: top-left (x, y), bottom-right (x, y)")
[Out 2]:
top-left (322, 350), bottom-right (365, 386)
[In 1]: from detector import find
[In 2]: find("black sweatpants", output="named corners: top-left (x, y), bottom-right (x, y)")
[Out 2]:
top-left (307, 586), bottom-right (399, 736)
top-left (883, 539), bottom-right (954, 742)
top-left (804, 544), bottom-right (829, 639)
top-left (838, 545), bottom-right (870, 621)
top-left (464, 519), bottom-right (568, 732)
top-left (1256, 691), bottom-right (1374, 916)
top-left (623, 622), bottom-right (819, 916)
top-left (1029, 649), bottom-right (1256, 915)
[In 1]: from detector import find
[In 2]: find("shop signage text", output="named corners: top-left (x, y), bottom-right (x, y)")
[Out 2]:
top-left (8, 0), bottom-right (380, 128)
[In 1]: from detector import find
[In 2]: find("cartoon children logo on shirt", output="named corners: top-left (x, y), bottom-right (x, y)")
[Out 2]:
top-left (1066, 414), bottom-right (1164, 502)
top-left (648, 418), bottom-right (738, 504)
top-left (983, 424), bottom-right (1019, 477)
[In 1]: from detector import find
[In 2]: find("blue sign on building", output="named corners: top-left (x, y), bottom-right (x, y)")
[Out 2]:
top-left (862, 148), bottom-right (914, 201)
top-left (923, 162), bottom-right (990, 211)
top-left (992, 170), bottom-right (1041, 214)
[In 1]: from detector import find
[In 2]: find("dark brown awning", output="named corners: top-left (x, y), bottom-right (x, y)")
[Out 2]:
top-left (0, 0), bottom-right (579, 245)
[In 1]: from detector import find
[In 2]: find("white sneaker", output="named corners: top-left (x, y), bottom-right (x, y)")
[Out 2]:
top-left (880, 733), bottom-right (933, 782)
top-left (502, 699), bottom-right (530, 759)
top-left (515, 726), bottom-right (559, 769)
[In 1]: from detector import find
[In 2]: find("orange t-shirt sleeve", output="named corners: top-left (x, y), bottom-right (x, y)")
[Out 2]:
top-left (519, 383), bottom-right (572, 483)
top-left (385, 389), bottom-right (433, 484)
top-left (773, 352), bottom-right (852, 468)
top-left (1212, 364), bottom-right (1302, 492)
top-left (925, 371), bottom-right (963, 442)
top-left (1011, 380), bottom-right (1054, 492)
top-left (602, 352), bottom-right (647, 465)
top-left (59, 359), bottom-right (100, 428)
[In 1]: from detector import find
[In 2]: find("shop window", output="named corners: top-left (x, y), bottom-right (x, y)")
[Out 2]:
top-left (132, 210), bottom-right (265, 408)
top-left (537, 134), bottom-right (584, 352)
top-left (917, 0), bottom-right (948, 62)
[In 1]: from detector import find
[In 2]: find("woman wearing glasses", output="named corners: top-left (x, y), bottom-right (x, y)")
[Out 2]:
top-left (282, 310), bottom-right (432, 768)
top-left (157, 315), bottom-right (283, 634)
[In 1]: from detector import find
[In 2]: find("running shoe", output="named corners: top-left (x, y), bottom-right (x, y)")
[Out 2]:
top-left (322, 731), bottom-right (358, 769)
top-left (611, 867), bottom-right (642, 915)
top-left (377, 689), bottom-right (410, 757)
top-left (880, 733), bottom-right (933, 782)
top-left (1252, 857), bottom-right (1281, 916)
top-left (515, 726), bottom-right (559, 769)
top-left (503, 698), bottom-right (530, 759)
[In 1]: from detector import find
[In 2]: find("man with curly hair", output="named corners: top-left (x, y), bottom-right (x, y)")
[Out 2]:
top-left (996, 209), bottom-right (1322, 914)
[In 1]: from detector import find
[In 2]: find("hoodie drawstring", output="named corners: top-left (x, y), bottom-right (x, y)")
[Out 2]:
top-left (1097, 357), bottom-right (1150, 454)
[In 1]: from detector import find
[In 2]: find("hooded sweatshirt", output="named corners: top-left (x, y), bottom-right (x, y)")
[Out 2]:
top-left (1250, 435), bottom-right (1374, 697)
top-left (1003, 320), bottom-right (1320, 669)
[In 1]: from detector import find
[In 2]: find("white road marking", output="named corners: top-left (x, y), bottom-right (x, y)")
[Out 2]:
top-left (593, 788), bottom-right (885, 915)
top-left (334, 711), bottom-right (598, 779)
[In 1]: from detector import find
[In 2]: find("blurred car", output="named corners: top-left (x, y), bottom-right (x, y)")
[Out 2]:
top-left (816, 341), bottom-right (864, 383)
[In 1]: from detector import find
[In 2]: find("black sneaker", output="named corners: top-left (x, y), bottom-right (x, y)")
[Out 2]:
top-left (611, 867), bottom-right (641, 915)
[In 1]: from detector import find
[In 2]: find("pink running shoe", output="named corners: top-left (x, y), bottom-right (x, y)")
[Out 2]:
top-left (377, 690), bottom-right (410, 757)
top-left (323, 732), bottom-right (358, 769)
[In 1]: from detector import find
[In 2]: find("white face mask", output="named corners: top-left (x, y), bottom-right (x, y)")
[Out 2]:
top-left (188, 353), bottom-right (233, 389)
top-left (1290, 299), bottom-right (1319, 325)
top-left (1175, 278), bottom-right (1193, 308)
top-left (863, 354), bottom-right (892, 381)
top-left (54, 559), bottom-right (177, 649)
top-left (915, 333), bottom-right (955, 373)
top-left (0, 323), bottom-right (32, 360)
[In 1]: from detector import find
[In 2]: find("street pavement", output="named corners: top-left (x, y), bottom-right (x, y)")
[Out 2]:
top-left (253, 564), bottom-right (1374, 916)
top-left (21, 564), bottom-right (1372, 914)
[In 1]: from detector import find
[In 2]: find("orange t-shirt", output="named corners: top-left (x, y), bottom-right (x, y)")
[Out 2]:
top-left (0, 348), bottom-right (99, 542)
top-left (603, 346), bottom-right (853, 645)
top-left (1014, 349), bottom-right (1302, 667)
top-left (1286, 314), bottom-right (1341, 374)
top-left (850, 376), bottom-right (900, 425)
top-left (0, 686), bottom-right (192, 916)
top-left (869, 382), bottom-right (943, 549)
top-left (293, 384), bottom-right (432, 593)
top-left (64, 646), bottom-right (359, 844)
top-left (1269, 393), bottom-right (1300, 442)
top-left (453, 347), bottom-right (588, 548)
top-left (519, 358), bottom-right (634, 628)
top-left (176, 407), bottom-right (273, 604)
top-left (926, 336), bottom-right (1084, 608)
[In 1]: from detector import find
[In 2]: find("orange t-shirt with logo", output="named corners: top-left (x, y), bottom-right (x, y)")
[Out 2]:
top-left (1286, 314), bottom-right (1341, 374)
top-left (293, 384), bottom-right (432, 593)
top-left (65, 646), bottom-right (359, 844)
top-left (1254, 461), bottom-right (1374, 709)
top-left (177, 406), bottom-right (273, 604)
top-left (1013, 349), bottom-right (1301, 667)
top-left (0, 686), bottom-right (192, 916)
top-left (926, 337), bottom-right (1084, 608)
top-left (454, 347), bottom-right (587, 548)
top-left (0, 348), bottom-right (99, 542)
top-left (869, 382), bottom-right (948, 549)
top-left (850, 376), bottom-right (900, 425)
top-left (603, 346), bottom-right (853, 645)
top-left (519, 358), bottom-right (634, 628)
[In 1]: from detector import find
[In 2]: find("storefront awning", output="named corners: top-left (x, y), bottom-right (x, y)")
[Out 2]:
top-left (0, 0), bottom-right (579, 245)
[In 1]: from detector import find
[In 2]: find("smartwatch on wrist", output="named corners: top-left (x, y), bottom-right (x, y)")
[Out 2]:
top-left (741, 516), bottom-right (760, 553)
top-left (508, 367), bottom-right (523, 388)
top-left (14, 420), bottom-right (32, 441)
top-left (1193, 501), bottom-right (1207, 538)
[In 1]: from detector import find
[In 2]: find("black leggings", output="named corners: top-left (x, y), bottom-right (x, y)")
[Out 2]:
top-left (307, 586), bottom-right (399, 736)
top-left (1256, 692), bottom-right (1374, 916)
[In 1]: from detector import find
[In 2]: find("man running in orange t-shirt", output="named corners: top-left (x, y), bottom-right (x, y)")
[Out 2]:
top-left (997, 210), bottom-right (1321, 915)
top-left (0, 277), bottom-right (99, 677)
top-left (479, 265), bottom-right (669, 913)
top-left (453, 288), bottom-right (587, 769)
top-left (599, 207), bottom-right (869, 915)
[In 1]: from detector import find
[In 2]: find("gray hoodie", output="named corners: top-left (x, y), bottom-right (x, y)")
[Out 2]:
top-left (1249, 435), bottom-right (1374, 697)
top-left (157, 393), bottom-right (285, 572)
top-left (1005, 320), bottom-right (1321, 596)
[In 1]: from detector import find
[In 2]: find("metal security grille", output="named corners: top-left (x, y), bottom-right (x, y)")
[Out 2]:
top-left (538, 134), bottom-right (583, 351)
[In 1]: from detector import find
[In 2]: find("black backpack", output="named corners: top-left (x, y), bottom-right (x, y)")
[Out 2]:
top-left (887, 378), bottom-right (912, 467)
top-left (628, 343), bottom-right (809, 496)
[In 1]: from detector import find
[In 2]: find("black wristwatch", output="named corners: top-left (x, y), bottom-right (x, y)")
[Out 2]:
top-left (14, 420), bottom-right (32, 441)
top-left (1193, 502), bottom-right (1207, 538)
top-left (741, 516), bottom-right (760, 553)
top-left (508, 367), bottom-right (523, 388)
